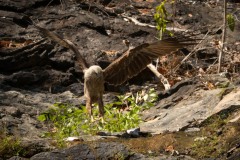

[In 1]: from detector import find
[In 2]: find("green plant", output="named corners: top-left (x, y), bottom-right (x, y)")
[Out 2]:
top-left (190, 114), bottom-right (227, 158)
top-left (38, 88), bottom-right (158, 146)
top-left (227, 13), bottom-right (235, 32)
top-left (0, 134), bottom-right (26, 159)
top-left (191, 135), bottom-right (224, 158)
top-left (38, 103), bottom-right (89, 147)
top-left (154, 0), bottom-right (175, 39)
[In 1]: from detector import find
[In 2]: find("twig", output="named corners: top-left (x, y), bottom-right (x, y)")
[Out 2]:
top-left (234, 14), bottom-right (240, 22)
top-left (181, 30), bottom-right (210, 63)
top-left (121, 14), bottom-right (189, 32)
top-left (92, 2), bottom-right (110, 17)
top-left (169, 30), bottom-right (210, 75)
top-left (180, 20), bottom-right (225, 63)
top-left (218, 0), bottom-right (227, 73)
top-left (121, 14), bottom-right (155, 28)
top-left (46, 0), bottom-right (65, 10)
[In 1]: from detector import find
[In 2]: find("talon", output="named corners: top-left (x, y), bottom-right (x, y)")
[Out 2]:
top-left (90, 115), bottom-right (94, 122)
top-left (100, 117), bottom-right (105, 123)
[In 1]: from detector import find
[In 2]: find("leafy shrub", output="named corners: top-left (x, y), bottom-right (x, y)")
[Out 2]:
top-left (154, 0), bottom-right (175, 39)
top-left (38, 88), bottom-right (158, 145)
top-left (0, 134), bottom-right (26, 159)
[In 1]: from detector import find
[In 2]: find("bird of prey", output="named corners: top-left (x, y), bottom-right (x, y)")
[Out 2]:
top-left (24, 22), bottom-right (196, 118)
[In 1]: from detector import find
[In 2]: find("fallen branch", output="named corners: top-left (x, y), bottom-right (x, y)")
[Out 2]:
top-left (121, 14), bottom-right (189, 32)
top-left (147, 64), bottom-right (171, 90)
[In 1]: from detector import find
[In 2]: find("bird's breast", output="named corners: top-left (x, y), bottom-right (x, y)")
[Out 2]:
top-left (84, 65), bottom-right (104, 100)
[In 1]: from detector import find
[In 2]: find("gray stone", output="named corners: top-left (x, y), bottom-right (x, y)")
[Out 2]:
top-left (30, 142), bottom-right (130, 160)
top-left (8, 156), bottom-right (28, 160)
top-left (30, 142), bottom-right (196, 160)
top-left (140, 85), bottom-right (240, 134)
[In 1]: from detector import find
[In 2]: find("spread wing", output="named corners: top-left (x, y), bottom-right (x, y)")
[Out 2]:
top-left (30, 23), bottom-right (89, 70)
top-left (103, 38), bottom-right (195, 85)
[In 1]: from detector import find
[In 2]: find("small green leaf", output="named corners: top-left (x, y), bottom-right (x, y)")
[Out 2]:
top-left (114, 101), bottom-right (123, 105)
top-left (227, 13), bottom-right (235, 32)
top-left (37, 114), bottom-right (46, 122)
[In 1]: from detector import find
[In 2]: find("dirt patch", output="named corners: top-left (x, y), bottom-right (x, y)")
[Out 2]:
top-left (117, 132), bottom-right (194, 156)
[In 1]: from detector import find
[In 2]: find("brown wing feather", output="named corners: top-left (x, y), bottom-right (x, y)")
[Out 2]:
top-left (103, 38), bottom-right (195, 85)
top-left (103, 43), bottom-right (150, 85)
top-left (33, 25), bottom-right (89, 69)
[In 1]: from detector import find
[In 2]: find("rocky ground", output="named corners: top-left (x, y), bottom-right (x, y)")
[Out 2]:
top-left (0, 0), bottom-right (240, 159)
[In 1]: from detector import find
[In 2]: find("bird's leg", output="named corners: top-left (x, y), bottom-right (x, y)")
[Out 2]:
top-left (98, 96), bottom-right (104, 118)
top-left (86, 98), bottom-right (93, 121)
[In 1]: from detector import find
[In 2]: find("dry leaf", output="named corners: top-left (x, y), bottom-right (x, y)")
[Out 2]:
top-left (138, 9), bottom-right (152, 15)
top-left (165, 145), bottom-right (174, 152)
top-left (102, 50), bottom-right (118, 55)
top-left (0, 39), bottom-right (33, 48)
